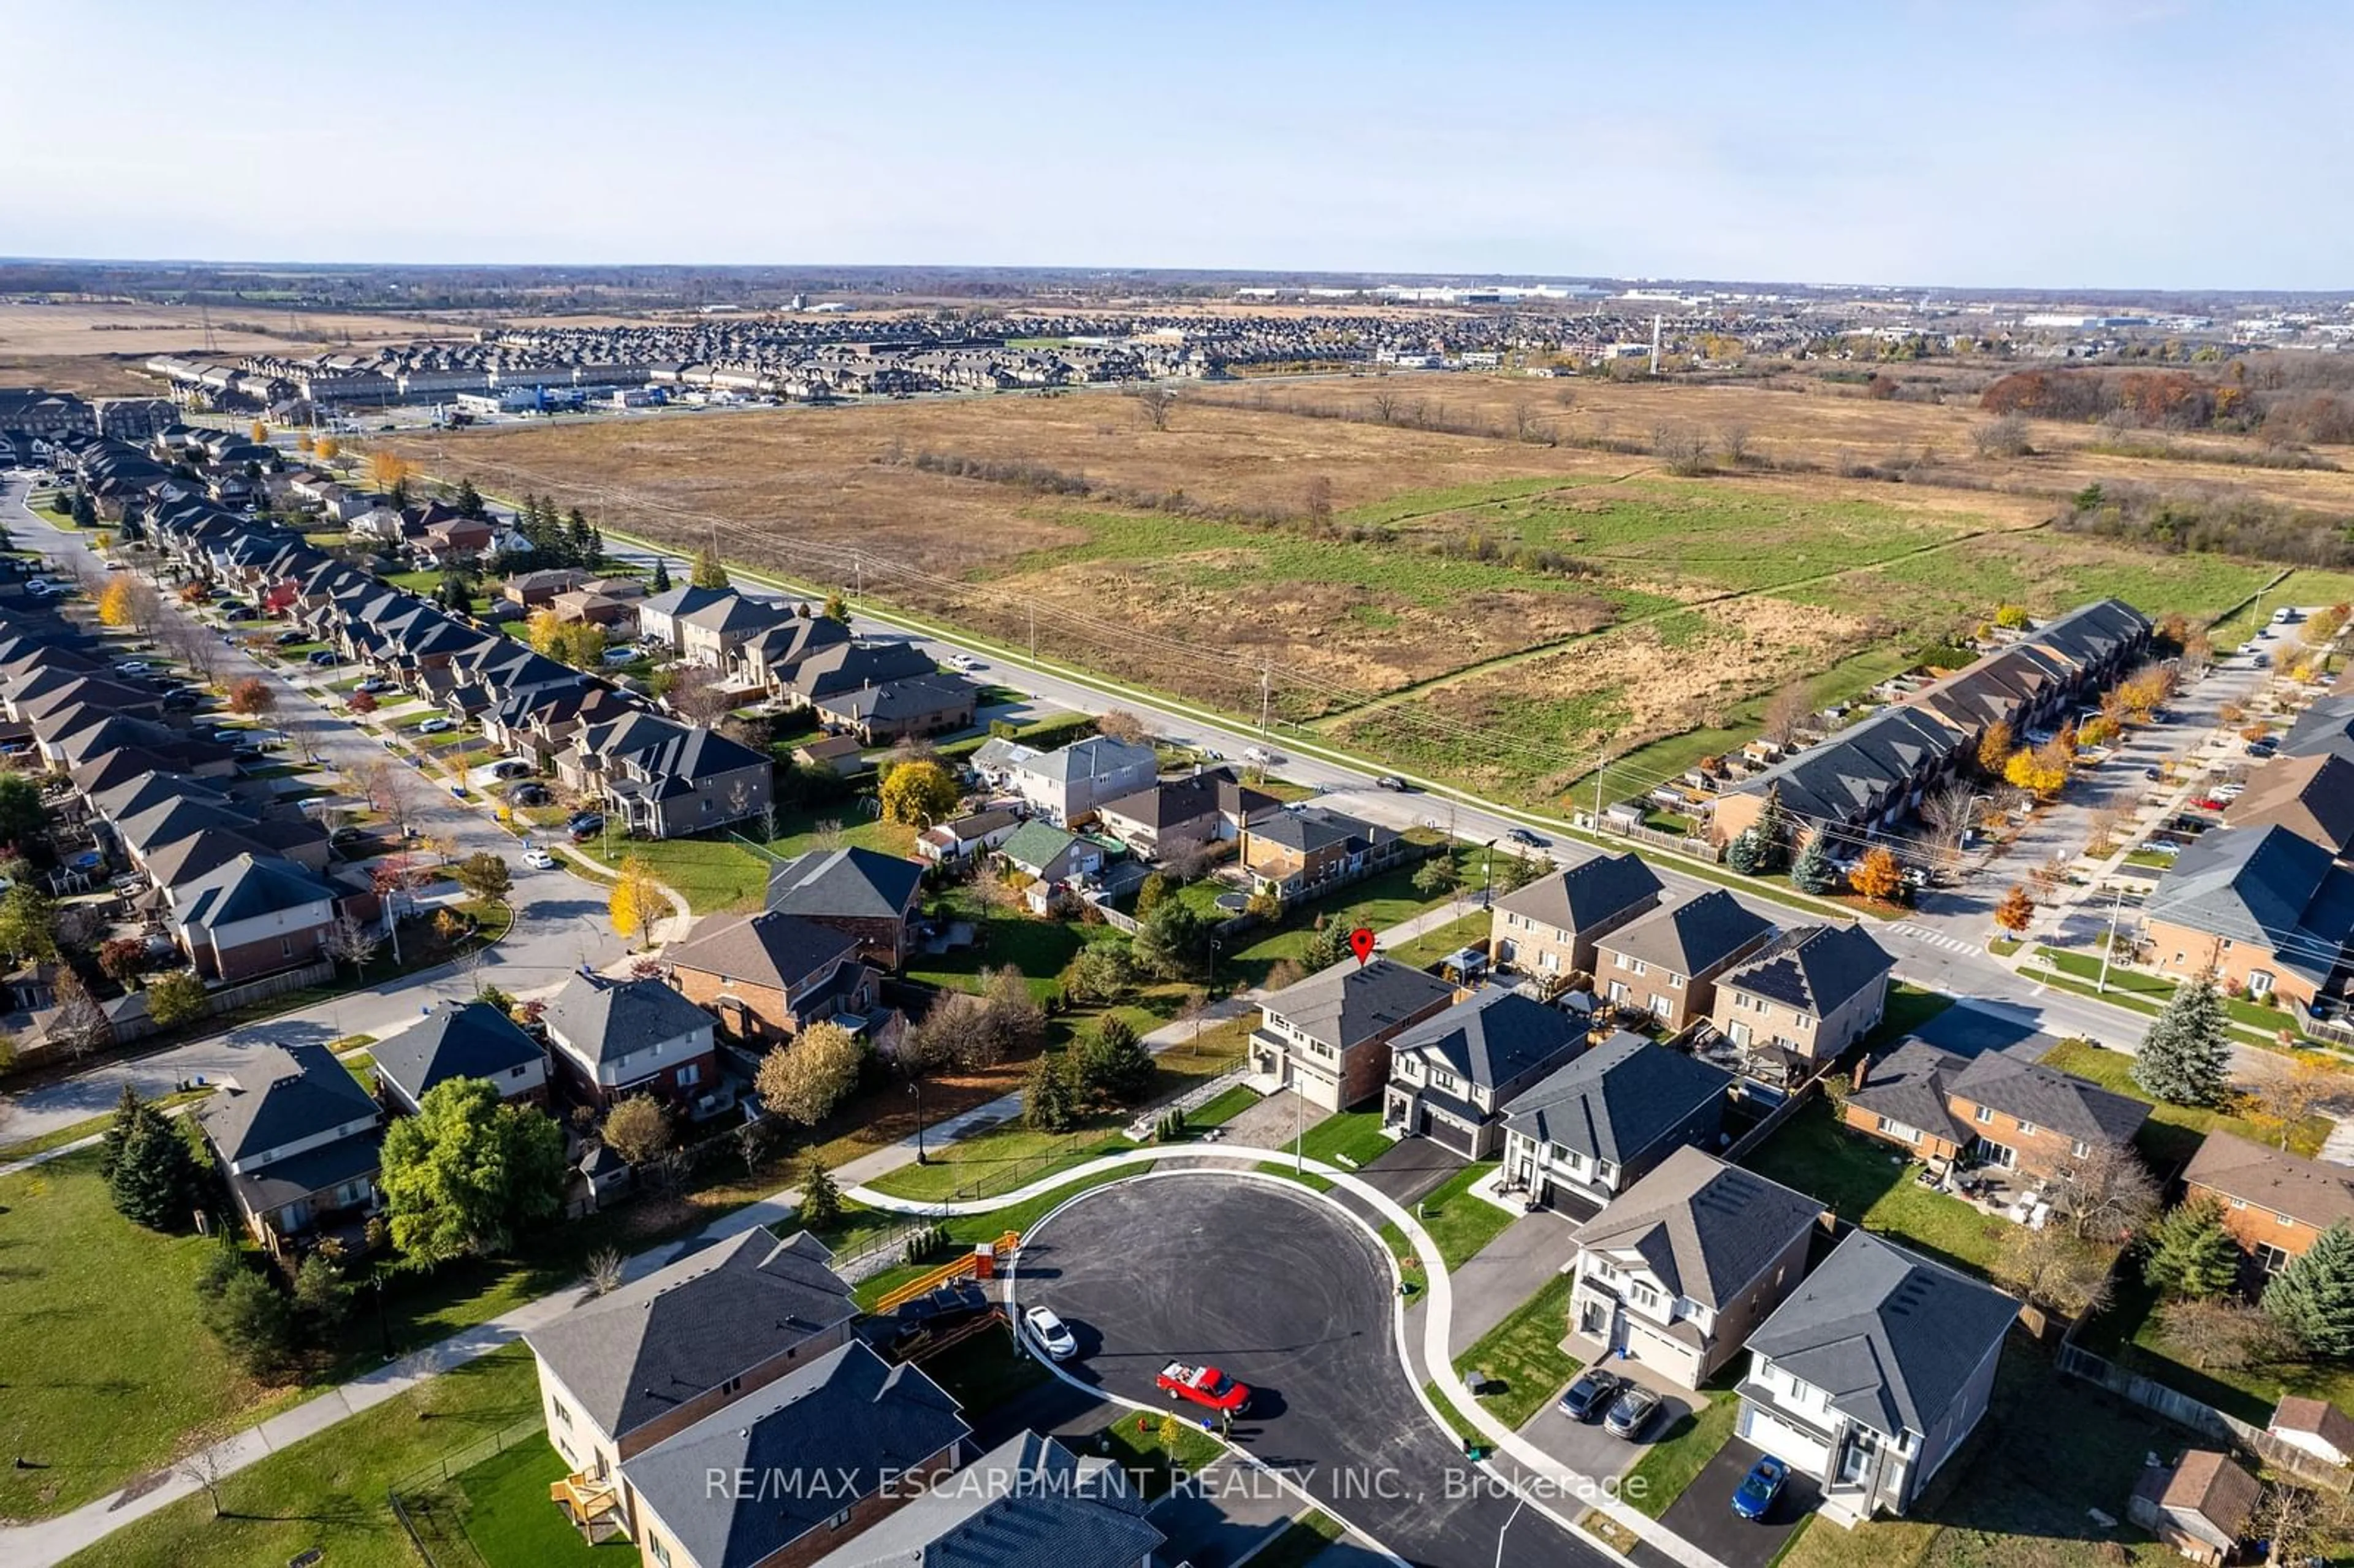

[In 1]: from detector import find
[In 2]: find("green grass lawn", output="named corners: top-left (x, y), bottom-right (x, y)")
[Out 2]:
top-left (2076, 1269), bottom-right (2354, 1426)
top-left (1407, 1159), bottom-right (1517, 1270)
top-left (1187, 1084), bottom-right (1259, 1130)
top-left (1255, 1110), bottom-right (1395, 1189)
top-left (0, 1149), bottom-right (313, 1520)
top-left (451, 1441), bottom-right (630, 1568)
top-left (1246, 1511), bottom-right (1349, 1568)
top-left (1625, 1382), bottom-right (1738, 1519)
top-left (1739, 1101), bottom-right (2009, 1278)
top-left (2028, 946), bottom-right (2306, 1038)
top-left (862, 1122), bottom-right (1136, 1205)
top-left (1385, 911), bottom-right (1495, 972)
top-left (576, 808), bottom-right (919, 915)
top-left (2038, 1037), bottom-right (2329, 1162)
top-left (57, 1347), bottom-right (545, 1568)
top-left (1868, 981), bottom-right (1957, 1048)
top-left (1452, 1273), bottom-right (1578, 1431)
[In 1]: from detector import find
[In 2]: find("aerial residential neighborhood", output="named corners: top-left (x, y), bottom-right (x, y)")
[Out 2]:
top-left (8, 11), bottom-right (2354, 1568)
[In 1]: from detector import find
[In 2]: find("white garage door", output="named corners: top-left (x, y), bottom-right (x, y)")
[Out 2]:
top-left (1737, 1403), bottom-right (1833, 1479)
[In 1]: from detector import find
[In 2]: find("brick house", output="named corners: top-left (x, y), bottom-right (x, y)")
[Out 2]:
top-left (2181, 1129), bottom-right (2354, 1276)
top-left (1843, 1040), bottom-right (2148, 1176)
top-left (763, 847), bottom-right (926, 971)
top-left (1496, 1032), bottom-right (1734, 1213)
top-left (542, 973), bottom-right (720, 1111)
top-left (169, 853), bottom-right (346, 983)
top-left (1708, 922), bottom-right (1896, 1062)
top-left (1487, 853), bottom-right (1664, 984)
top-left (1591, 890), bottom-right (1776, 1032)
top-left (1238, 805), bottom-right (1412, 905)
top-left (663, 909), bottom-right (889, 1048)
top-left (370, 1000), bottom-right (547, 1115)
top-left (2141, 825), bottom-right (2354, 1016)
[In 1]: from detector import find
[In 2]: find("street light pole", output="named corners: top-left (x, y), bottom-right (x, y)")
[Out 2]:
top-left (1494, 1497), bottom-right (1525, 1568)
top-left (2095, 881), bottom-right (2126, 995)
top-left (1206, 938), bottom-right (1221, 997)
top-left (910, 1079), bottom-right (928, 1165)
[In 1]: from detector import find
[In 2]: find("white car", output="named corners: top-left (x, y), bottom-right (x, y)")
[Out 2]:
top-left (522, 846), bottom-right (557, 870)
top-left (115, 660), bottom-right (152, 676)
top-left (415, 717), bottom-right (454, 735)
top-left (1023, 1304), bottom-right (1078, 1361)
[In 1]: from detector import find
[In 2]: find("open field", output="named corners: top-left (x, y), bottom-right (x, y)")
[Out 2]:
top-left (378, 371), bottom-right (2354, 809)
top-left (0, 300), bottom-right (459, 357)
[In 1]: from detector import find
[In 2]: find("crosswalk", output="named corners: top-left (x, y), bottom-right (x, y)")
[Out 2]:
top-left (1892, 923), bottom-right (1986, 959)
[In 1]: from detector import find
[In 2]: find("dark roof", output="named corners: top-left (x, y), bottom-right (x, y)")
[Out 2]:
top-left (1571, 1146), bottom-right (1823, 1311)
top-left (1493, 852), bottom-right (1664, 935)
top-left (1949, 1048), bottom-right (2149, 1146)
top-left (1248, 804), bottom-right (1395, 856)
top-left (2144, 824), bottom-right (2354, 988)
top-left (817, 673), bottom-right (975, 723)
top-left (1259, 956), bottom-right (1458, 1051)
top-left (620, 1341), bottom-right (969, 1568)
top-left (1845, 1038), bottom-right (1970, 1147)
top-left (1099, 772), bottom-right (1226, 831)
top-left (1745, 1230), bottom-right (2017, 1441)
top-left (224, 1124), bottom-right (383, 1216)
top-left (524, 1229), bottom-right (858, 1440)
top-left (1597, 890), bottom-right (1775, 978)
top-left (1718, 923), bottom-right (1894, 1016)
top-left (543, 973), bottom-right (713, 1067)
top-left (808, 1430), bottom-right (1161, 1568)
top-left (195, 1043), bottom-right (376, 1165)
top-left (175, 854), bottom-right (337, 929)
top-left (370, 1002), bottom-right (544, 1109)
top-left (1387, 984), bottom-right (1585, 1092)
top-left (2282, 695), bottom-right (2354, 766)
top-left (764, 847), bottom-right (925, 922)
top-left (1501, 1032), bottom-right (1732, 1165)
top-left (666, 910), bottom-right (860, 993)
top-left (2226, 753), bottom-right (2354, 858)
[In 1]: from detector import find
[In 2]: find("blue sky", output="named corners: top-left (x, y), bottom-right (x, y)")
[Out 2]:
top-left (7, 0), bottom-right (2347, 288)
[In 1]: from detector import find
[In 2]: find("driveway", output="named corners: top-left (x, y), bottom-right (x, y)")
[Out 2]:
top-left (1657, 1437), bottom-right (1819, 1568)
top-left (1350, 1134), bottom-right (1466, 1209)
top-left (1444, 1206), bottom-right (1580, 1358)
top-left (1015, 1173), bottom-right (1615, 1568)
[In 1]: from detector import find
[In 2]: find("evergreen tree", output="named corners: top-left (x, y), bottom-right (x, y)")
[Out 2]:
top-left (1789, 831), bottom-right (1837, 894)
top-left (1073, 1016), bottom-right (1154, 1106)
top-left (1725, 826), bottom-right (1767, 877)
top-left (798, 1155), bottom-right (843, 1228)
top-left (2133, 978), bottom-right (2232, 1106)
top-left (566, 508), bottom-right (594, 563)
top-left (292, 1252), bottom-right (352, 1330)
top-left (2265, 1221), bottom-right (2354, 1357)
top-left (108, 1102), bottom-right (204, 1230)
top-left (201, 1265), bottom-right (297, 1374)
top-left (1298, 919), bottom-right (1349, 973)
top-left (440, 573), bottom-right (473, 615)
top-left (1023, 1051), bottom-right (1078, 1131)
top-left (2143, 1197), bottom-right (2242, 1301)
top-left (454, 478), bottom-right (485, 519)
top-left (650, 558), bottom-right (672, 592)
top-left (98, 1081), bottom-right (145, 1183)
top-left (70, 489), bottom-right (97, 528)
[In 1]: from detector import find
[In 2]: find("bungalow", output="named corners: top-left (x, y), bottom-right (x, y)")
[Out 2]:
top-left (1737, 1230), bottom-right (2017, 1523)
top-left (809, 672), bottom-right (977, 744)
top-left (1095, 767), bottom-right (1279, 862)
top-left (999, 735), bottom-right (1158, 828)
top-left (1496, 1031), bottom-right (1735, 1213)
top-left (915, 807), bottom-right (1021, 864)
top-left (530, 1228), bottom-right (858, 1541)
top-left (1488, 853), bottom-right (1664, 983)
top-left (783, 641), bottom-right (938, 710)
top-left (665, 909), bottom-right (887, 1047)
top-left (2180, 1130), bottom-right (2354, 1275)
top-left (1592, 890), bottom-right (1777, 1033)
top-left (2143, 825), bottom-right (2354, 1015)
top-left (997, 819), bottom-right (1105, 886)
top-left (547, 588), bottom-right (634, 635)
top-left (1567, 1146), bottom-right (1824, 1388)
top-left (617, 1343), bottom-right (969, 1568)
top-left (763, 846), bottom-right (926, 970)
top-left (809, 1430), bottom-right (1162, 1568)
top-left (541, 972), bottom-right (720, 1112)
top-left (1843, 1040), bottom-right (2148, 1177)
top-left (1249, 957), bottom-right (1460, 1113)
top-left (1708, 923), bottom-right (1896, 1061)
top-left (369, 1000), bottom-right (547, 1115)
top-left (193, 1043), bottom-right (383, 1256)
top-left (1238, 805), bottom-right (1412, 905)
top-left (1381, 985), bottom-right (1588, 1157)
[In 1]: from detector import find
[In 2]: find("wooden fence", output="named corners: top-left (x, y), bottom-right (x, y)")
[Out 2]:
top-left (2054, 1339), bottom-right (2352, 1494)
top-left (1722, 1070), bottom-right (1827, 1162)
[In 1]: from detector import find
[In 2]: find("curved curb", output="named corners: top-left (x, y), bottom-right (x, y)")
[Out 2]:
top-left (851, 1148), bottom-right (1729, 1568)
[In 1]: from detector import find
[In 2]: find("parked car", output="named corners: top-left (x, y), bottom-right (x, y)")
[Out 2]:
top-left (274, 629), bottom-right (307, 646)
top-left (1156, 1361), bottom-right (1249, 1415)
top-left (2143, 767), bottom-right (2162, 781)
top-left (356, 677), bottom-right (395, 694)
top-left (522, 846), bottom-right (557, 870)
top-left (114, 660), bottom-right (151, 676)
top-left (510, 783), bottom-right (552, 807)
top-left (1558, 1367), bottom-right (1626, 1423)
top-left (568, 814), bottom-right (605, 842)
top-left (161, 690), bottom-right (200, 710)
top-left (1604, 1385), bottom-right (1663, 1441)
top-left (1506, 826), bottom-right (1550, 850)
top-left (490, 759), bottom-right (533, 780)
top-left (1023, 1305), bottom-right (1078, 1362)
top-left (565, 810), bottom-right (605, 832)
top-left (1732, 1455), bottom-right (1788, 1522)
top-left (307, 650), bottom-right (337, 667)
top-left (415, 717), bottom-right (454, 735)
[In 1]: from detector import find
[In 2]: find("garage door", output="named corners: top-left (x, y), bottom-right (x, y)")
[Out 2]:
top-left (1737, 1402), bottom-right (1833, 1478)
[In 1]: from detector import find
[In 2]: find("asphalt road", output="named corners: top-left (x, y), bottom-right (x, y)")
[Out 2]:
top-left (1015, 1173), bottom-right (1610, 1568)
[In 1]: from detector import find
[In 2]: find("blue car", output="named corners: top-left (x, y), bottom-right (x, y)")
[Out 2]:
top-left (1732, 1455), bottom-right (1788, 1522)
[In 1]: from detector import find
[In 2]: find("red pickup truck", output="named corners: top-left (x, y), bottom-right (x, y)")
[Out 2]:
top-left (1156, 1361), bottom-right (1251, 1415)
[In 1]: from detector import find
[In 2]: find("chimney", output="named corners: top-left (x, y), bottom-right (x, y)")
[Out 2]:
top-left (1850, 1056), bottom-right (1870, 1094)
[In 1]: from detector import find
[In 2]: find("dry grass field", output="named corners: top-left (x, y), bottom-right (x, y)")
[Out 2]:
top-left (378, 370), bottom-right (2348, 807)
top-left (0, 302), bottom-right (461, 398)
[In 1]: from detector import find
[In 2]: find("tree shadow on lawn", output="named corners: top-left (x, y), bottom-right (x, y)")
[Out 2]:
top-left (1742, 1105), bottom-right (2009, 1283)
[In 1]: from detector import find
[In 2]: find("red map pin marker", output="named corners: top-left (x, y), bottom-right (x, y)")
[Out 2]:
top-left (1347, 926), bottom-right (1377, 965)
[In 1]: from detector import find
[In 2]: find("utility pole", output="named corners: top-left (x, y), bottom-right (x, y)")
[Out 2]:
top-left (1592, 744), bottom-right (1609, 828)
top-left (1028, 604), bottom-right (1037, 662)
top-left (1259, 660), bottom-right (1273, 742)
top-left (853, 552), bottom-right (863, 595)
top-left (2095, 881), bottom-right (2126, 995)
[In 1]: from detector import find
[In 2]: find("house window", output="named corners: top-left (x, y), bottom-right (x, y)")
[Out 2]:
top-left (1628, 959), bottom-right (1648, 977)
top-left (1630, 1282), bottom-right (1659, 1310)
top-left (2256, 1242), bottom-right (2291, 1273)
top-left (827, 1507), bottom-right (853, 1531)
top-left (511, 1065), bottom-right (528, 1079)
top-left (2017, 1120), bottom-right (2038, 1136)
top-left (1876, 1117), bottom-right (1918, 1143)
top-left (678, 1062), bottom-right (700, 1087)
top-left (649, 1534), bottom-right (672, 1568)
top-left (2249, 970), bottom-right (2276, 997)
top-left (280, 937), bottom-right (294, 958)
top-left (1973, 1105), bottom-right (1993, 1124)
top-left (2277, 1212), bottom-right (2296, 1227)
top-left (1667, 973), bottom-right (1683, 990)
top-left (2231, 1197), bottom-right (2248, 1209)
top-left (2072, 1139), bottom-right (2091, 1158)
top-left (550, 1398), bottom-right (571, 1429)
top-left (1607, 981), bottom-right (1629, 1003)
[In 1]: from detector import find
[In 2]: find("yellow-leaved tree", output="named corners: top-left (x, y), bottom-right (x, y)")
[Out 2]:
top-left (315, 435), bottom-right (341, 463)
top-left (96, 577), bottom-right (136, 628)
top-left (368, 450), bottom-right (414, 493)
top-left (609, 854), bottom-right (670, 948)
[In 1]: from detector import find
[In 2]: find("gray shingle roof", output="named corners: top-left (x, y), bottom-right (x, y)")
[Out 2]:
top-left (1260, 956), bottom-right (1458, 1051)
top-left (370, 1001), bottom-right (545, 1109)
top-left (524, 1229), bottom-right (858, 1441)
top-left (1493, 852), bottom-right (1663, 935)
top-left (175, 853), bottom-right (336, 929)
top-left (620, 1341), bottom-right (970, 1568)
top-left (1598, 890), bottom-right (1775, 978)
top-left (1845, 1039), bottom-right (1970, 1147)
top-left (1745, 1230), bottom-right (2017, 1441)
top-left (542, 973), bottom-right (712, 1068)
top-left (2282, 695), bottom-right (2354, 766)
top-left (807, 1430), bottom-right (1161, 1568)
top-left (765, 847), bottom-right (926, 923)
top-left (1949, 1048), bottom-right (2149, 1146)
top-left (1021, 736), bottom-right (1155, 785)
top-left (1501, 1032), bottom-right (1732, 1165)
top-left (2144, 824), bottom-right (2354, 988)
top-left (1719, 923), bottom-right (1894, 1016)
top-left (195, 1043), bottom-right (376, 1165)
top-left (1387, 984), bottom-right (1585, 1092)
top-left (1247, 805), bottom-right (1393, 856)
top-left (2183, 1128), bottom-right (2354, 1231)
top-left (1571, 1146), bottom-right (1823, 1311)
top-left (667, 910), bottom-right (860, 994)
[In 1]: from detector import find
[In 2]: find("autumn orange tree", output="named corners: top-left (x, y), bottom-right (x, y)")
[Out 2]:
top-left (609, 855), bottom-right (671, 948)
top-left (1993, 885), bottom-right (2035, 937)
top-left (226, 677), bottom-right (276, 718)
top-left (315, 435), bottom-right (341, 463)
top-left (367, 450), bottom-right (414, 493)
top-left (248, 419), bottom-right (269, 444)
top-left (1975, 718), bottom-right (2013, 775)
top-left (2004, 746), bottom-right (2068, 800)
top-left (95, 577), bottom-right (137, 629)
top-left (1850, 847), bottom-right (1905, 904)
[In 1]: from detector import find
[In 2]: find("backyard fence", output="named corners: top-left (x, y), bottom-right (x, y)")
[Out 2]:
top-left (1720, 1071), bottom-right (1827, 1163)
top-left (2053, 1339), bottom-right (2353, 1495)
top-left (1574, 810), bottom-right (1724, 863)
top-left (387, 1414), bottom-right (547, 1568)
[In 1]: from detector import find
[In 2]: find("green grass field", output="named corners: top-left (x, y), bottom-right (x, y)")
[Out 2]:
top-left (1407, 1159), bottom-right (1517, 1269)
top-left (450, 1441), bottom-right (628, 1567)
top-left (1452, 1272), bottom-right (1578, 1430)
top-left (1739, 1102), bottom-right (2009, 1278)
top-left (2036, 1037), bottom-right (2328, 1163)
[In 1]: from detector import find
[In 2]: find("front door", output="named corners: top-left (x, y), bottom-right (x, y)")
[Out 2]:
top-left (1581, 1298), bottom-right (1609, 1338)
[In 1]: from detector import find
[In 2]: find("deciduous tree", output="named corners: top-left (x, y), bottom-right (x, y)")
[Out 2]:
top-left (753, 1021), bottom-right (865, 1127)
top-left (451, 851), bottom-right (513, 905)
top-left (1761, 682), bottom-right (1811, 747)
top-left (2244, 1060), bottom-right (2339, 1148)
top-left (367, 451), bottom-right (414, 493)
top-left (877, 759), bottom-right (959, 826)
top-left (379, 1077), bottom-right (567, 1266)
top-left (2046, 1139), bottom-right (2158, 1243)
top-left (2157, 1297), bottom-right (2290, 1371)
top-left (0, 884), bottom-right (58, 964)
top-left (609, 855), bottom-right (670, 946)
top-left (1975, 718), bottom-right (2014, 775)
top-left (1993, 884), bottom-right (2035, 937)
top-left (690, 547), bottom-right (730, 590)
top-left (1992, 1225), bottom-right (2114, 1319)
top-left (226, 676), bottom-right (276, 718)
top-left (1850, 846), bottom-right (1904, 904)
top-left (145, 970), bottom-right (210, 1029)
top-left (600, 1095), bottom-right (672, 1167)
top-left (1094, 710), bottom-right (1151, 746)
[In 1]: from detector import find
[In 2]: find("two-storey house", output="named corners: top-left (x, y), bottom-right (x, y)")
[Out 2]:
top-left (1095, 767), bottom-right (1280, 862)
top-left (663, 909), bottom-right (890, 1048)
top-left (542, 972), bottom-right (720, 1112)
top-left (1000, 735), bottom-right (1157, 828)
top-left (2141, 825), bottom-right (2354, 1018)
top-left (193, 1043), bottom-right (383, 1257)
top-left (1709, 922), bottom-right (1896, 1061)
top-left (1382, 985), bottom-right (1588, 1157)
top-left (1737, 1230), bottom-right (2017, 1523)
top-left (1844, 1040), bottom-right (2148, 1178)
top-left (1567, 1146), bottom-right (1824, 1388)
top-left (763, 847), bottom-right (926, 970)
top-left (1593, 891), bottom-right (1777, 1032)
top-left (2181, 1129), bottom-right (2354, 1276)
top-left (1249, 957), bottom-right (1460, 1113)
top-left (1238, 805), bottom-right (1411, 906)
top-left (1497, 1032), bottom-right (1734, 1214)
top-left (1488, 853), bottom-right (1665, 986)
top-left (809, 1431), bottom-right (1163, 1568)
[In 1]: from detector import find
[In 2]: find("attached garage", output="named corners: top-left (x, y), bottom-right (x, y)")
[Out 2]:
top-left (1737, 1401), bottom-right (1834, 1479)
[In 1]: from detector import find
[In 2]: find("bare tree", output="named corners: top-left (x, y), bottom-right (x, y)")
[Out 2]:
top-left (1761, 682), bottom-right (1812, 747)
top-left (661, 663), bottom-right (735, 728)
top-left (1369, 389), bottom-right (1398, 424)
top-left (2084, 805), bottom-right (2129, 859)
top-left (1650, 422), bottom-right (1712, 476)
top-left (1919, 780), bottom-right (1979, 873)
top-left (45, 971), bottom-right (109, 1064)
top-left (1718, 423), bottom-right (1752, 464)
top-left (1512, 403), bottom-right (1554, 446)
top-left (1991, 1225), bottom-right (2114, 1319)
top-left (2254, 1481), bottom-right (2322, 1566)
top-left (1133, 384), bottom-right (1177, 433)
top-left (180, 1444), bottom-right (231, 1520)
top-left (2046, 1140), bottom-right (2160, 1243)
top-left (356, 757), bottom-right (420, 839)
top-left (322, 912), bottom-right (381, 976)
top-left (1303, 474), bottom-right (1333, 522)
top-left (811, 818), bottom-right (848, 851)
top-left (1971, 414), bottom-right (2032, 459)
top-left (1093, 710), bottom-right (1151, 747)
top-left (582, 1246), bottom-right (626, 1296)
top-left (2157, 1298), bottom-right (2292, 1371)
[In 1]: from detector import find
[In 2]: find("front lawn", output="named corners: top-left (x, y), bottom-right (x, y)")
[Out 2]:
top-left (0, 1149), bottom-right (309, 1520)
top-left (2038, 1037), bottom-right (2329, 1163)
top-left (862, 1123), bottom-right (1135, 1205)
top-left (575, 809), bottom-right (920, 916)
top-left (1451, 1272), bottom-right (1577, 1431)
top-left (1408, 1159), bottom-right (1516, 1270)
top-left (1868, 980), bottom-right (1957, 1048)
top-left (1739, 1102), bottom-right (2009, 1277)
top-left (1624, 1382), bottom-right (1737, 1518)
top-left (915, 1322), bottom-right (1054, 1415)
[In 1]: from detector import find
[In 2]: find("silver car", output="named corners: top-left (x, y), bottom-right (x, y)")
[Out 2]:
top-left (1023, 1304), bottom-right (1077, 1361)
top-left (1605, 1384), bottom-right (1664, 1441)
